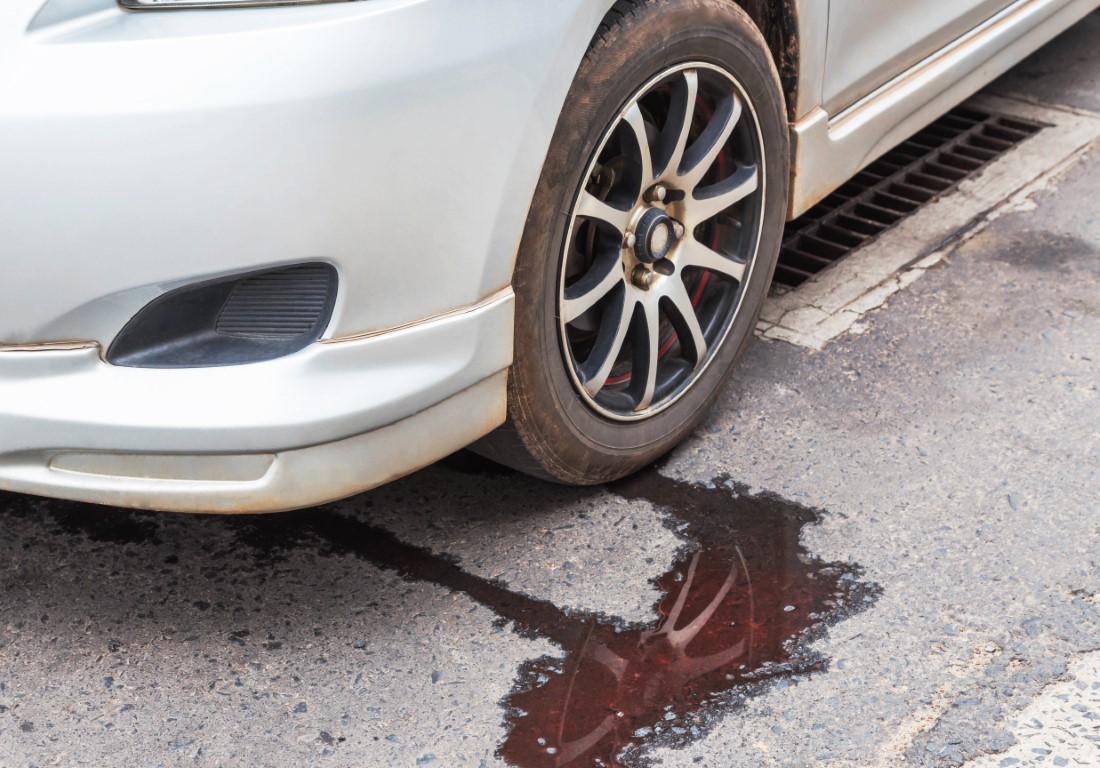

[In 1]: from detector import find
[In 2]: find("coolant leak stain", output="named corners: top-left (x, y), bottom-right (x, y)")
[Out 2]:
top-left (308, 461), bottom-right (875, 768)
top-left (6, 462), bottom-right (878, 768)
top-left (494, 471), bottom-right (875, 768)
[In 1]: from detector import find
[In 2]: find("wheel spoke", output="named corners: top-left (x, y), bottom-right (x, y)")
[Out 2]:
top-left (559, 62), bottom-right (764, 420)
top-left (676, 239), bottom-right (747, 283)
top-left (662, 279), bottom-right (708, 365)
top-left (633, 297), bottom-right (661, 411)
top-left (579, 293), bottom-right (637, 397)
top-left (654, 70), bottom-right (699, 183)
top-left (575, 190), bottom-right (632, 235)
top-left (562, 255), bottom-right (625, 323)
top-left (622, 103), bottom-right (655, 194)
top-left (684, 164), bottom-right (758, 228)
top-left (679, 94), bottom-right (742, 192)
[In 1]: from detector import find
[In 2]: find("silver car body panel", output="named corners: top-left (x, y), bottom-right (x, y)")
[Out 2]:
top-left (1, 370), bottom-right (509, 514)
top-left (789, 0), bottom-right (1100, 217)
top-left (790, 0), bottom-right (829, 121)
top-left (0, 0), bottom-right (601, 511)
top-left (0, 289), bottom-right (514, 511)
top-left (0, 0), bottom-right (602, 344)
top-left (0, 0), bottom-right (1094, 511)
top-left (822, 0), bottom-right (1016, 114)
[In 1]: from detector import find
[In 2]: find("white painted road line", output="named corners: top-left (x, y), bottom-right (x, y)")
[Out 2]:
top-left (963, 645), bottom-right (1100, 767)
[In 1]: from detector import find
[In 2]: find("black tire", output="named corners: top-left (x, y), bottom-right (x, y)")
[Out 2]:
top-left (475, 0), bottom-right (789, 484)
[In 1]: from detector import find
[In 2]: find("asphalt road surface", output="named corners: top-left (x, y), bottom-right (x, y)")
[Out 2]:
top-left (2, 15), bottom-right (1098, 768)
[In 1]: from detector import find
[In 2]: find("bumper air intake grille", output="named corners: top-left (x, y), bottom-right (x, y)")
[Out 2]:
top-left (217, 264), bottom-right (334, 338)
top-left (108, 263), bottom-right (337, 368)
top-left (775, 107), bottom-right (1044, 288)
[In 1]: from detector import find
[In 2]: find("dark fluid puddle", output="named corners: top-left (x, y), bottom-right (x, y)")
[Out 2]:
top-left (496, 471), bottom-right (877, 768)
top-left (4, 458), bottom-right (878, 768)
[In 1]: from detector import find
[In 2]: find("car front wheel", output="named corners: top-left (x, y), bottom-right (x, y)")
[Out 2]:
top-left (477, 0), bottom-right (789, 483)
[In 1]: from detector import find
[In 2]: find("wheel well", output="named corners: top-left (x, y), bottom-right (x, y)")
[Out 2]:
top-left (594, 0), bottom-right (800, 120)
top-left (731, 0), bottom-right (799, 120)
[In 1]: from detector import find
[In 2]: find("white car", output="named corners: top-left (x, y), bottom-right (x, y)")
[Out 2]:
top-left (0, 0), bottom-right (1094, 512)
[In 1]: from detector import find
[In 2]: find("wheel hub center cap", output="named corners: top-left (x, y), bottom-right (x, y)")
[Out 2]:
top-left (633, 208), bottom-right (676, 264)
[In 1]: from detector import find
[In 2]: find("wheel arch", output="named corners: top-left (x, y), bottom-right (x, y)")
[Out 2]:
top-left (726, 0), bottom-right (801, 121)
top-left (591, 0), bottom-right (803, 120)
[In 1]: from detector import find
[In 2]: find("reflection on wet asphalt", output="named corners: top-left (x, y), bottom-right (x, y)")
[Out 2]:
top-left (0, 455), bottom-right (877, 767)
top-left (501, 469), bottom-right (878, 767)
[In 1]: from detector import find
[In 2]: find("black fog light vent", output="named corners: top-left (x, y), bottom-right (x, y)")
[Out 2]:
top-left (775, 107), bottom-right (1044, 288)
top-left (108, 263), bottom-right (337, 369)
top-left (216, 266), bottom-right (334, 338)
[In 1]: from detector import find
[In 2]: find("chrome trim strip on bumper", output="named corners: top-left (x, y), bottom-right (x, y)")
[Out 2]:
top-left (323, 287), bottom-right (515, 345)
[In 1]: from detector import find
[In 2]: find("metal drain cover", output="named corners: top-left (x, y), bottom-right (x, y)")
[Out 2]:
top-left (776, 107), bottom-right (1045, 288)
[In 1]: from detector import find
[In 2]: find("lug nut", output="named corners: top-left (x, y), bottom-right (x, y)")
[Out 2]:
top-left (646, 185), bottom-right (668, 204)
top-left (631, 265), bottom-right (655, 290)
top-left (673, 222), bottom-right (685, 240)
top-left (624, 232), bottom-right (637, 249)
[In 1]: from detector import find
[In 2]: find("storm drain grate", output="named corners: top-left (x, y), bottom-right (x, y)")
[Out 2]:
top-left (775, 107), bottom-right (1045, 288)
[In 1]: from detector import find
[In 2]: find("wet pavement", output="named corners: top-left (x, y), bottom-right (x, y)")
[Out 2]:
top-left (2, 13), bottom-right (1100, 768)
top-left (0, 465), bottom-right (881, 768)
top-left (500, 470), bottom-right (875, 768)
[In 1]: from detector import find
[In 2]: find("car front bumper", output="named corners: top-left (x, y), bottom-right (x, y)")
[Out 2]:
top-left (0, 0), bottom-right (604, 510)
top-left (0, 290), bottom-right (513, 512)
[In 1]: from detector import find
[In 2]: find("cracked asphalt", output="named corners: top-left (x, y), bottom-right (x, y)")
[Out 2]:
top-left (1, 14), bottom-right (1098, 768)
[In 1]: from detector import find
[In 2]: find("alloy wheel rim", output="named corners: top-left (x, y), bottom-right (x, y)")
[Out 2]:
top-left (558, 62), bottom-right (767, 422)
